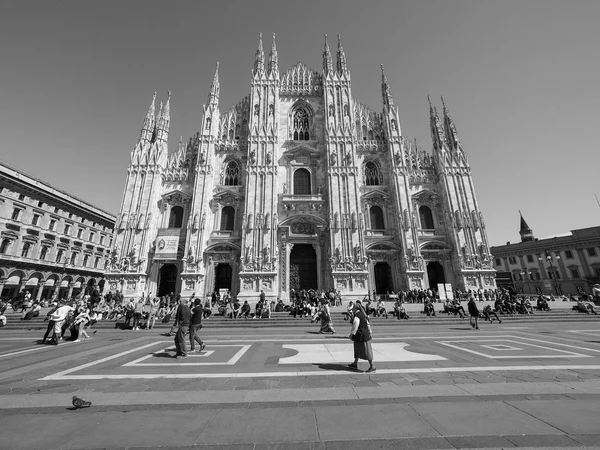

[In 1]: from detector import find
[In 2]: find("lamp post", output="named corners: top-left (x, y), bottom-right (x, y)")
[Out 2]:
top-left (539, 249), bottom-right (561, 295)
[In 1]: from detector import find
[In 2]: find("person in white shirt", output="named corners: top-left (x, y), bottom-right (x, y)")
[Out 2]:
top-left (47, 302), bottom-right (74, 345)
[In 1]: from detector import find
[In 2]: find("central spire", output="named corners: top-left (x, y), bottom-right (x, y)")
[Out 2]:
top-left (381, 64), bottom-right (394, 108)
top-left (268, 33), bottom-right (279, 76)
top-left (156, 91), bottom-right (171, 143)
top-left (441, 95), bottom-right (461, 150)
top-left (208, 62), bottom-right (220, 106)
top-left (253, 32), bottom-right (265, 75)
top-left (323, 34), bottom-right (333, 76)
top-left (336, 34), bottom-right (348, 75)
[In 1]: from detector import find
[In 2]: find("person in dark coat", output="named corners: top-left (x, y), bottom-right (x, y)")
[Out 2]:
top-left (174, 298), bottom-right (192, 358)
top-left (467, 295), bottom-right (480, 330)
top-left (348, 300), bottom-right (375, 372)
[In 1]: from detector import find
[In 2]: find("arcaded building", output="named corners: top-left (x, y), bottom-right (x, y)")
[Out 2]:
top-left (105, 34), bottom-right (495, 301)
top-left (0, 161), bottom-right (115, 300)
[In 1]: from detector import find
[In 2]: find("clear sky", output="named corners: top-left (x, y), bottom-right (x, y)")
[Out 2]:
top-left (1, 0), bottom-right (598, 246)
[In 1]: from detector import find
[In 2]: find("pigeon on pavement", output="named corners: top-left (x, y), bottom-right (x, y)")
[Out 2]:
top-left (72, 395), bottom-right (92, 409)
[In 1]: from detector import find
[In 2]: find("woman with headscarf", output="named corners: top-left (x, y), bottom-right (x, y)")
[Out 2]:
top-left (319, 300), bottom-right (336, 334)
top-left (348, 300), bottom-right (375, 372)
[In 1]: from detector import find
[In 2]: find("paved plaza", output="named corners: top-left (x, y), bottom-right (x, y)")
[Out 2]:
top-left (2, 319), bottom-right (600, 449)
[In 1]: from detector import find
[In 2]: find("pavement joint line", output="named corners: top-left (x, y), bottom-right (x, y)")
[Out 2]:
top-left (38, 364), bottom-right (600, 380)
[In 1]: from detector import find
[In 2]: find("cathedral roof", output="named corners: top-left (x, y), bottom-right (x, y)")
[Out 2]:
top-left (280, 62), bottom-right (322, 96)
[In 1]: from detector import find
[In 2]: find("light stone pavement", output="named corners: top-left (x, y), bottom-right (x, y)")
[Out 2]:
top-left (2, 319), bottom-right (600, 449)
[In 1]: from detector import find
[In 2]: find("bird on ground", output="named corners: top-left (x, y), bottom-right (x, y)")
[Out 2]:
top-left (72, 395), bottom-right (92, 409)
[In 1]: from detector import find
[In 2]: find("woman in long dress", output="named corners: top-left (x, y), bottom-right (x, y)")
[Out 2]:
top-left (319, 300), bottom-right (336, 334)
top-left (348, 301), bottom-right (375, 372)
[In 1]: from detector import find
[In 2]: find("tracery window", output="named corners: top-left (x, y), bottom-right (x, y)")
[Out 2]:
top-left (419, 205), bottom-right (435, 230)
top-left (220, 206), bottom-right (235, 231)
top-left (292, 108), bottom-right (310, 140)
top-left (364, 161), bottom-right (381, 185)
top-left (370, 206), bottom-right (385, 230)
top-left (224, 161), bottom-right (240, 186)
top-left (293, 168), bottom-right (311, 195)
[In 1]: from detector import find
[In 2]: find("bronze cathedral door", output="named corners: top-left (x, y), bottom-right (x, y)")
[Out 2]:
top-left (289, 244), bottom-right (317, 291)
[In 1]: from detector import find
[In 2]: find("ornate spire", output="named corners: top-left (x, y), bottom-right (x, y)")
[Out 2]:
top-left (253, 32), bottom-right (265, 75)
top-left (323, 34), bottom-right (333, 76)
top-left (140, 91), bottom-right (156, 142)
top-left (208, 62), bottom-right (220, 106)
top-left (336, 34), bottom-right (348, 75)
top-left (381, 64), bottom-right (394, 108)
top-left (428, 95), bottom-right (444, 152)
top-left (519, 210), bottom-right (534, 242)
top-left (156, 91), bottom-right (171, 143)
top-left (268, 33), bottom-right (279, 76)
top-left (441, 95), bottom-right (461, 150)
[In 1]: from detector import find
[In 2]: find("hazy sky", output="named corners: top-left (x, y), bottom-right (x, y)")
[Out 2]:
top-left (1, 0), bottom-right (598, 246)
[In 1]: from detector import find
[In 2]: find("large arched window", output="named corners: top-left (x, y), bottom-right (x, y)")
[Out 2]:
top-left (419, 205), bottom-right (435, 229)
top-left (370, 206), bottom-right (385, 230)
top-left (293, 169), bottom-right (311, 195)
top-left (220, 206), bottom-right (235, 231)
top-left (292, 107), bottom-right (310, 140)
top-left (224, 161), bottom-right (240, 186)
top-left (364, 161), bottom-right (381, 185)
top-left (168, 206), bottom-right (184, 228)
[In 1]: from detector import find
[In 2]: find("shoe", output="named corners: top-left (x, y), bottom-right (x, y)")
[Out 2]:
top-left (499, 320), bottom-right (502, 324)
top-left (200, 344), bottom-right (206, 351)
top-left (178, 353), bottom-right (188, 358)
top-left (348, 364), bottom-right (358, 369)
top-left (476, 327), bottom-right (480, 330)
top-left (73, 339), bottom-right (81, 342)
top-left (366, 367), bottom-right (376, 373)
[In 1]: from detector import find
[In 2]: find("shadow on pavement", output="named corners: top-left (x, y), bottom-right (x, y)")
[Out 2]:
top-left (314, 363), bottom-right (360, 372)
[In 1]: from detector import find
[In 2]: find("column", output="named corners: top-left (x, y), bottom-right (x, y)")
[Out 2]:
top-left (67, 283), bottom-right (74, 299)
top-left (36, 285), bottom-right (44, 301)
top-left (313, 243), bottom-right (322, 290)
top-left (286, 243), bottom-right (293, 296)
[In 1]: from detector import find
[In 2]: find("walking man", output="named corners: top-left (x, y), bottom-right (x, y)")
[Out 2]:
top-left (468, 295), bottom-right (480, 330)
top-left (189, 298), bottom-right (206, 353)
top-left (174, 298), bottom-right (192, 358)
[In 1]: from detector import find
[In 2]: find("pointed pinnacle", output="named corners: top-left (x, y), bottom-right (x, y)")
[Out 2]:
top-left (258, 32), bottom-right (264, 52)
top-left (427, 95), bottom-right (433, 108)
top-left (213, 61), bottom-right (220, 80)
top-left (271, 33), bottom-right (276, 51)
top-left (324, 34), bottom-right (330, 51)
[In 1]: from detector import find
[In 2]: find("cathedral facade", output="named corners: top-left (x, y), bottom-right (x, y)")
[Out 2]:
top-left (104, 34), bottom-right (495, 302)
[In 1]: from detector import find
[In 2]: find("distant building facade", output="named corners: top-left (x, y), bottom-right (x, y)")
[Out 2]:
top-left (0, 161), bottom-right (115, 300)
top-left (491, 214), bottom-right (600, 296)
top-left (106, 34), bottom-right (495, 302)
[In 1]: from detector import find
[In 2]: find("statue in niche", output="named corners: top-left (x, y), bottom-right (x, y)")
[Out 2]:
top-left (345, 151), bottom-right (352, 166)
top-left (249, 150), bottom-right (256, 165)
top-left (198, 150), bottom-right (206, 165)
top-left (335, 245), bottom-right (342, 264)
top-left (282, 182), bottom-right (287, 194)
top-left (351, 212), bottom-right (357, 231)
top-left (353, 243), bottom-right (360, 260)
top-left (268, 104), bottom-right (274, 116)
top-left (205, 117), bottom-right (211, 130)
top-left (266, 151), bottom-right (272, 165)
top-left (136, 214), bottom-right (144, 230)
top-left (254, 104), bottom-right (259, 116)
top-left (272, 213), bottom-right (277, 229)
top-left (247, 214), bottom-right (253, 231)
top-left (391, 119), bottom-right (398, 131)
top-left (394, 151), bottom-right (402, 166)
top-left (359, 213), bottom-right (364, 230)
top-left (318, 184), bottom-right (323, 194)
top-left (333, 212), bottom-right (339, 230)
top-left (330, 149), bottom-right (337, 165)
top-left (342, 214), bottom-right (349, 229)
top-left (193, 213), bottom-right (199, 231)
top-left (328, 104), bottom-right (334, 117)
top-left (263, 244), bottom-right (270, 263)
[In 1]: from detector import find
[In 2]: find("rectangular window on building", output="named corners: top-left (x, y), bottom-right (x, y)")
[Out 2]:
top-left (555, 270), bottom-right (561, 279)
top-left (56, 249), bottom-right (64, 263)
top-left (64, 224), bottom-right (70, 235)
top-left (77, 229), bottom-right (83, 239)
top-left (565, 250), bottom-right (573, 259)
top-left (548, 271), bottom-right (554, 279)
top-left (18, 194), bottom-right (25, 201)
top-left (100, 236), bottom-right (104, 245)
top-left (89, 232), bottom-right (95, 243)
top-left (40, 246), bottom-right (48, 260)
top-left (571, 268), bottom-right (580, 278)
top-left (535, 272), bottom-right (541, 280)
top-left (11, 207), bottom-right (21, 221)
top-left (527, 255), bottom-right (534, 263)
top-left (588, 248), bottom-right (597, 257)
top-left (32, 214), bottom-right (40, 226)
top-left (83, 254), bottom-right (89, 267)
top-left (70, 253), bottom-right (77, 265)
top-left (21, 242), bottom-right (31, 258)
top-left (508, 256), bottom-right (517, 264)
top-left (68, 213), bottom-right (73, 219)
top-left (49, 219), bottom-right (56, 231)
top-left (54, 207), bottom-right (59, 213)
top-left (37, 201), bottom-right (44, 208)
top-left (495, 258), bottom-right (501, 266)
top-left (94, 256), bottom-right (100, 268)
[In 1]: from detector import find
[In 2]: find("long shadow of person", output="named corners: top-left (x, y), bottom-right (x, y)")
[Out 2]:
top-left (314, 363), bottom-right (361, 372)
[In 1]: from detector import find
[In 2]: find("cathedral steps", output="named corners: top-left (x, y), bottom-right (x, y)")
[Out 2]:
top-left (1, 310), bottom-right (598, 331)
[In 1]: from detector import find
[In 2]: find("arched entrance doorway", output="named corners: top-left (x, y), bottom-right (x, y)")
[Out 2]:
top-left (158, 264), bottom-right (178, 297)
top-left (427, 261), bottom-right (446, 291)
top-left (290, 244), bottom-right (317, 290)
top-left (374, 262), bottom-right (393, 295)
top-left (214, 263), bottom-right (232, 291)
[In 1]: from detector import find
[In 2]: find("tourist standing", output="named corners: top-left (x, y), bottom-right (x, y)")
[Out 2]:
top-left (348, 300), bottom-right (376, 373)
top-left (319, 300), bottom-right (336, 334)
top-left (174, 298), bottom-right (192, 358)
top-left (468, 295), bottom-right (480, 330)
top-left (189, 298), bottom-right (206, 353)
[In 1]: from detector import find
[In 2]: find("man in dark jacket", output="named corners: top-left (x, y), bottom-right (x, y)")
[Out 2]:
top-left (189, 298), bottom-right (205, 353)
top-left (468, 295), bottom-right (480, 330)
top-left (174, 298), bottom-right (192, 358)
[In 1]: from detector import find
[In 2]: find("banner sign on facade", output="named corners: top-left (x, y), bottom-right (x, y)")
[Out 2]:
top-left (437, 283), bottom-right (447, 300)
top-left (155, 231), bottom-right (180, 259)
top-left (445, 283), bottom-right (454, 300)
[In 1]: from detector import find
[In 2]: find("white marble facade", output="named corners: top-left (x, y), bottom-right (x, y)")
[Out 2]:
top-left (105, 34), bottom-right (495, 302)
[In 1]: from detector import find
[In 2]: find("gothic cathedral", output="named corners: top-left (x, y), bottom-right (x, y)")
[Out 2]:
top-left (105, 34), bottom-right (496, 302)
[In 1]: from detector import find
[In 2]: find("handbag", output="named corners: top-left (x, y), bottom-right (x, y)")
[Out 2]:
top-left (352, 329), bottom-right (364, 342)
